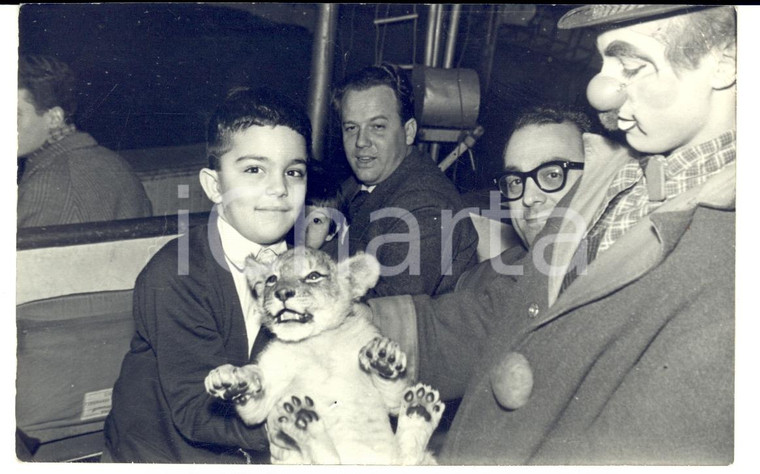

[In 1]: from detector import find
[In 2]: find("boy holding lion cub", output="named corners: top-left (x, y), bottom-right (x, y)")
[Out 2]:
top-left (103, 88), bottom-right (312, 463)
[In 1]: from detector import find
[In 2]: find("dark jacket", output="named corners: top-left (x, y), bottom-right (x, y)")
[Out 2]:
top-left (103, 218), bottom-right (272, 463)
top-left (371, 135), bottom-right (735, 464)
top-left (337, 147), bottom-right (478, 298)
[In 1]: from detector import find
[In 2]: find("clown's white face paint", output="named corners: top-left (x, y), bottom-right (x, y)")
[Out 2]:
top-left (589, 18), bottom-right (727, 154)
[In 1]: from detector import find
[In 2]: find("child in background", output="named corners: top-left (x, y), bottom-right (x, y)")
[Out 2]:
top-left (300, 163), bottom-right (343, 251)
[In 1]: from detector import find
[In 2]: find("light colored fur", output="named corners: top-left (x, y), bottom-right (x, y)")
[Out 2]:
top-left (205, 247), bottom-right (443, 465)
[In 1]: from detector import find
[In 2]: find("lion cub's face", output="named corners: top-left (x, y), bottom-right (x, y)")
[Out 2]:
top-left (245, 247), bottom-right (380, 342)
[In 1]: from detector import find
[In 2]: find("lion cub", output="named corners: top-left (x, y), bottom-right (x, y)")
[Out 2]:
top-left (205, 247), bottom-right (444, 464)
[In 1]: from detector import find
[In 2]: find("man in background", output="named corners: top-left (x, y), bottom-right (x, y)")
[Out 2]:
top-left (330, 63), bottom-right (478, 298)
top-left (17, 54), bottom-right (152, 227)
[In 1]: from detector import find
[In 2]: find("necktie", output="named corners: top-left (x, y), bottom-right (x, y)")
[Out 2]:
top-left (347, 190), bottom-right (370, 225)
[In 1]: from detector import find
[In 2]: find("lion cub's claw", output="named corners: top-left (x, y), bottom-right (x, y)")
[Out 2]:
top-left (205, 364), bottom-right (262, 404)
top-left (359, 336), bottom-right (407, 380)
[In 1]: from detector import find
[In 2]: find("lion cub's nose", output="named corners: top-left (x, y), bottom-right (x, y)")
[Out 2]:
top-left (275, 287), bottom-right (296, 301)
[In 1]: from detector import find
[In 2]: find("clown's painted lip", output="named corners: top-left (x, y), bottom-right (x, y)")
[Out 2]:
top-left (272, 309), bottom-right (313, 324)
top-left (617, 117), bottom-right (637, 132)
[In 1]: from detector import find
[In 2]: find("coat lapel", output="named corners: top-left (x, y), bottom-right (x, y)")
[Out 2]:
top-left (538, 162), bottom-right (736, 327)
top-left (546, 134), bottom-right (641, 306)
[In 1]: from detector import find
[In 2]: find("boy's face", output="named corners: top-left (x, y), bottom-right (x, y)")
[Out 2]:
top-left (202, 125), bottom-right (307, 245)
top-left (304, 206), bottom-right (335, 249)
top-left (590, 18), bottom-right (725, 154)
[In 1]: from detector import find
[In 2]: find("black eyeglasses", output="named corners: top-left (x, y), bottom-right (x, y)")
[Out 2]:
top-left (494, 161), bottom-right (584, 201)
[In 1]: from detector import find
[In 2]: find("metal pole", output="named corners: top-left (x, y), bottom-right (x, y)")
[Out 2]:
top-left (307, 4), bottom-right (338, 162)
top-left (481, 5), bottom-right (499, 97)
top-left (442, 4), bottom-right (462, 69)
top-left (431, 5), bottom-right (444, 68)
top-left (424, 4), bottom-right (440, 67)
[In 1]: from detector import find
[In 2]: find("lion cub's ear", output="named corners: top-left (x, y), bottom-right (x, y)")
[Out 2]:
top-left (244, 255), bottom-right (271, 300)
top-left (337, 252), bottom-right (380, 300)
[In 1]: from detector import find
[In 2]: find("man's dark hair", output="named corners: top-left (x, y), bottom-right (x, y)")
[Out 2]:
top-left (513, 104), bottom-right (593, 136)
top-left (18, 55), bottom-right (78, 121)
top-left (207, 87), bottom-right (312, 170)
top-left (331, 63), bottom-right (415, 124)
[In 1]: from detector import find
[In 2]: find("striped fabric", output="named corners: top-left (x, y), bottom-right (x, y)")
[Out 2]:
top-left (17, 131), bottom-right (153, 227)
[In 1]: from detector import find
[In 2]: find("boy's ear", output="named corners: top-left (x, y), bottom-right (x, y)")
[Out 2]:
top-left (45, 106), bottom-right (65, 129)
top-left (199, 168), bottom-right (223, 204)
top-left (711, 41), bottom-right (736, 90)
top-left (403, 117), bottom-right (417, 146)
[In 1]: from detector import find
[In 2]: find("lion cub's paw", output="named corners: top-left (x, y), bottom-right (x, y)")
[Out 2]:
top-left (395, 383), bottom-right (445, 464)
top-left (359, 336), bottom-right (407, 380)
top-left (272, 395), bottom-right (327, 442)
top-left (400, 383), bottom-right (444, 427)
top-left (204, 364), bottom-right (263, 404)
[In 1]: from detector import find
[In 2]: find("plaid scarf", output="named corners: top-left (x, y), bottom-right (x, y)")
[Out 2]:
top-left (46, 122), bottom-right (77, 145)
top-left (595, 130), bottom-right (736, 254)
top-left (560, 131), bottom-right (736, 293)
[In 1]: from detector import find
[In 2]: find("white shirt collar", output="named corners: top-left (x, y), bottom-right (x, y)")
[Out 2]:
top-left (216, 214), bottom-right (287, 271)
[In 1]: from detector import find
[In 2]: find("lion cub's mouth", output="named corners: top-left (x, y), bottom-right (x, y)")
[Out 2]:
top-left (272, 309), bottom-right (314, 324)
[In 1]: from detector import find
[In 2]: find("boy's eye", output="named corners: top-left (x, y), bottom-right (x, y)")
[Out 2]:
top-left (245, 166), bottom-right (261, 174)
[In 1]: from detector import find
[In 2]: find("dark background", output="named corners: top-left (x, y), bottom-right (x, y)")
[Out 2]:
top-left (19, 3), bottom-right (604, 192)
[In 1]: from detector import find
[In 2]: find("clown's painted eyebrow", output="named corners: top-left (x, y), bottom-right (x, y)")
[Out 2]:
top-left (603, 40), bottom-right (654, 63)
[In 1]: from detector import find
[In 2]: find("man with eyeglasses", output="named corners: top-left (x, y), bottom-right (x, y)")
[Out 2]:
top-left (456, 105), bottom-right (591, 291)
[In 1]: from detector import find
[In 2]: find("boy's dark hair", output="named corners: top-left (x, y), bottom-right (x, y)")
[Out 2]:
top-left (18, 54), bottom-right (78, 121)
top-left (513, 104), bottom-right (593, 136)
top-left (207, 87), bottom-right (312, 170)
top-left (305, 161), bottom-right (340, 236)
top-left (331, 63), bottom-right (415, 124)
top-left (305, 161), bottom-right (340, 208)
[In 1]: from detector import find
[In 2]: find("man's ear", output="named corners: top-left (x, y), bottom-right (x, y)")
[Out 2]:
top-left (403, 117), bottom-right (417, 146)
top-left (45, 106), bottom-right (65, 129)
top-left (199, 168), bottom-right (223, 204)
top-left (711, 42), bottom-right (736, 90)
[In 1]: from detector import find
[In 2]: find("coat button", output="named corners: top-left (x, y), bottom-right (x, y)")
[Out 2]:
top-left (490, 352), bottom-right (534, 410)
top-left (527, 302), bottom-right (540, 319)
